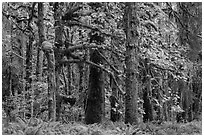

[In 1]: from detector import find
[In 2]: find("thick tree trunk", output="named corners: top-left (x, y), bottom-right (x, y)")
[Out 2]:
top-left (124, 2), bottom-right (139, 125)
top-left (85, 49), bottom-right (105, 124)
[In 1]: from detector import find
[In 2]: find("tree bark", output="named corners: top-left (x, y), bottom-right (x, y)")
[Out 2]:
top-left (44, 48), bottom-right (56, 121)
top-left (143, 58), bottom-right (153, 122)
top-left (25, 35), bottom-right (33, 91)
top-left (158, 78), bottom-right (164, 121)
top-left (36, 2), bottom-right (45, 82)
top-left (143, 75), bottom-right (153, 122)
top-left (78, 63), bottom-right (85, 93)
top-left (85, 49), bottom-right (105, 124)
top-left (20, 24), bottom-right (27, 119)
top-left (53, 2), bottom-right (64, 121)
top-left (163, 71), bottom-right (170, 121)
top-left (110, 46), bottom-right (120, 122)
top-left (124, 2), bottom-right (139, 125)
top-left (110, 76), bottom-right (120, 122)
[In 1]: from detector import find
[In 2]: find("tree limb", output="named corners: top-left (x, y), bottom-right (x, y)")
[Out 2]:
top-left (60, 59), bottom-right (125, 95)
top-left (97, 49), bottom-right (121, 74)
top-left (10, 51), bottom-right (26, 60)
top-left (57, 43), bottom-right (124, 60)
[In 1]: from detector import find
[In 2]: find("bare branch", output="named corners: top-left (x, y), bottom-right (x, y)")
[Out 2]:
top-left (151, 63), bottom-right (175, 73)
top-left (58, 43), bottom-right (124, 61)
top-left (60, 59), bottom-right (125, 95)
top-left (11, 51), bottom-right (26, 60)
top-left (97, 50), bottom-right (121, 74)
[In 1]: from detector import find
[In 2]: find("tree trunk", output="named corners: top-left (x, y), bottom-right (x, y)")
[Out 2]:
top-left (25, 35), bottom-right (33, 91)
top-left (44, 47), bottom-right (56, 121)
top-left (85, 49), bottom-right (105, 124)
top-left (62, 66), bottom-right (69, 95)
top-left (158, 78), bottom-right (164, 121)
top-left (124, 2), bottom-right (139, 125)
top-left (21, 29), bottom-right (26, 119)
top-left (143, 75), bottom-right (153, 122)
top-left (53, 2), bottom-right (63, 121)
top-left (110, 48), bottom-right (120, 122)
top-left (163, 71), bottom-right (170, 121)
top-left (78, 63), bottom-right (84, 93)
top-left (143, 58), bottom-right (153, 122)
top-left (110, 75), bottom-right (120, 122)
top-left (36, 2), bottom-right (45, 82)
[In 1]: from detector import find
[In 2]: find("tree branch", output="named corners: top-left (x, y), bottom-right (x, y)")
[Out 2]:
top-left (151, 63), bottom-right (175, 73)
top-left (60, 59), bottom-right (125, 95)
top-left (2, 11), bottom-right (34, 35)
top-left (10, 51), bottom-right (26, 60)
top-left (58, 43), bottom-right (124, 60)
top-left (97, 50), bottom-right (121, 74)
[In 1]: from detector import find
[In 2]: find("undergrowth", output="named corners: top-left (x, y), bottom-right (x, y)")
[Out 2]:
top-left (2, 118), bottom-right (202, 135)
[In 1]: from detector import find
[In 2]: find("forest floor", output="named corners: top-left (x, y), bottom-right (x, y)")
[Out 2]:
top-left (2, 118), bottom-right (202, 135)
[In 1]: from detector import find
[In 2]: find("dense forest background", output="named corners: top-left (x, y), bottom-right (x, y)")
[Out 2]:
top-left (2, 2), bottom-right (202, 135)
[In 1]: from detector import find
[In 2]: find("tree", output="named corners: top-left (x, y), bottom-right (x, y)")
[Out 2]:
top-left (36, 3), bottom-right (44, 81)
top-left (43, 41), bottom-right (56, 121)
top-left (53, 2), bottom-right (64, 121)
top-left (85, 50), bottom-right (105, 124)
top-left (124, 2), bottom-right (139, 124)
top-left (142, 58), bottom-right (153, 122)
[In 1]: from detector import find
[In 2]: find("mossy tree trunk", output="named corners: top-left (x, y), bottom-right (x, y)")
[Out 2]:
top-left (124, 2), bottom-right (139, 125)
top-left (110, 75), bottom-right (120, 122)
top-left (53, 2), bottom-right (64, 121)
top-left (39, 2), bottom-right (56, 121)
top-left (20, 25), bottom-right (27, 119)
top-left (143, 58), bottom-right (153, 122)
top-left (25, 35), bottom-right (34, 91)
top-left (163, 71), bottom-right (170, 121)
top-left (110, 49), bottom-right (120, 122)
top-left (143, 75), bottom-right (153, 122)
top-left (45, 49), bottom-right (56, 121)
top-left (36, 2), bottom-right (45, 82)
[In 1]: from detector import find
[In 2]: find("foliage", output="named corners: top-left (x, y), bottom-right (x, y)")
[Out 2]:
top-left (2, 118), bottom-right (202, 135)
